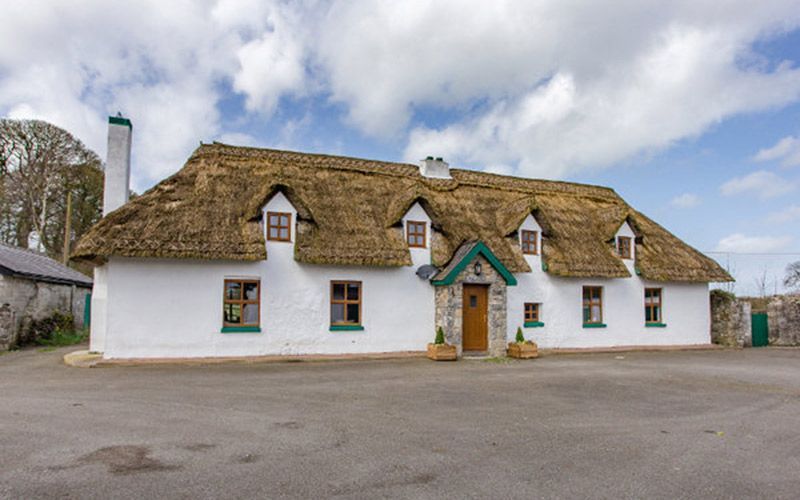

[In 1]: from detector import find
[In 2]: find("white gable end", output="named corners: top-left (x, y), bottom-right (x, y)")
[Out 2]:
top-left (263, 191), bottom-right (297, 250)
top-left (615, 221), bottom-right (636, 269)
top-left (519, 213), bottom-right (542, 269)
top-left (403, 202), bottom-right (431, 266)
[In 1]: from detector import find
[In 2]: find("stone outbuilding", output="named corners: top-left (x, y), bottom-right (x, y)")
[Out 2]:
top-left (0, 243), bottom-right (92, 350)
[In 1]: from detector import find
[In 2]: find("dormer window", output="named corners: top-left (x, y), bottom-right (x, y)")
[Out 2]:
top-left (617, 236), bottom-right (632, 259)
top-left (521, 230), bottom-right (538, 255)
top-left (407, 221), bottom-right (426, 248)
top-left (267, 212), bottom-right (291, 242)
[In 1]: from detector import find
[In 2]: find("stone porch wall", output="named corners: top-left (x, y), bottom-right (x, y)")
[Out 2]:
top-left (434, 255), bottom-right (507, 357)
top-left (0, 274), bottom-right (89, 350)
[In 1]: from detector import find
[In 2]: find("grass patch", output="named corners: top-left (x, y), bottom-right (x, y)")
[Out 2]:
top-left (35, 329), bottom-right (88, 348)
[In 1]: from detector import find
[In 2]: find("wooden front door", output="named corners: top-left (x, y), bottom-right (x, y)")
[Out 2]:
top-left (462, 284), bottom-right (488, 351)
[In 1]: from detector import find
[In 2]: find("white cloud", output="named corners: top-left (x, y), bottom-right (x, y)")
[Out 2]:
top-left (720, 170), bottom-right (795, 199)
top-left (767, 204), bottom-right (800, 224)
top-left (3, 0), bottom-right (800, 187)
top-left (232, 3), bottom-right (308, 115)
top-left (715, 233), bottom-right (792, 253)
top-left (0, 0), bottom-right (299, 190)
top-left (670, 193), bottom-right (701, 208)
top-left (754, 135), bottom-right (800, 168)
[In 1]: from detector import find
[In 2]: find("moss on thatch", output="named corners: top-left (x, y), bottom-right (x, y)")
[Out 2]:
top-left (73, 143), bottom-right (732, 282)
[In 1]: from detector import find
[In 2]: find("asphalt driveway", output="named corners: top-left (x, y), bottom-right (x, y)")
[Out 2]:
top-left (1, 347), bottom-right (799, 499)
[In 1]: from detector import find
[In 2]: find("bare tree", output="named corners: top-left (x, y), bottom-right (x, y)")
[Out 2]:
top-left (720, 254), bottom-right (737, 295)
top-left (0, 119), bottom-right (103, 261)
top-left (753, 265), bottom-right (770, 298)
top-left (785, 261), bottom-right (800, 293)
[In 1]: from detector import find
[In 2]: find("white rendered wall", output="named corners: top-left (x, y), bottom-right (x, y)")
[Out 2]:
top-left (507, 217), bottom-right (711, 348)
top-left (89, 265), bottom-right (108, 352)
top-left (100, 193), bottom-right (435, 359)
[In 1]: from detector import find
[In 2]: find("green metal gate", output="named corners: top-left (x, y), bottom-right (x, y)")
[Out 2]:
top-left (751, 313), bottom-right (768, 347)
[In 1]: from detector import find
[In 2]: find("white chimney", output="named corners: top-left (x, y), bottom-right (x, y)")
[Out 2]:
top-left (103, 114), bottom-right (132, 216)
top-left (419, 156), bottom-right (450, 179)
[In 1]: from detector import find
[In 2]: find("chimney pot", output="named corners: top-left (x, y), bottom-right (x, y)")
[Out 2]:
top-left (103, 115), bottom-right (132, 216)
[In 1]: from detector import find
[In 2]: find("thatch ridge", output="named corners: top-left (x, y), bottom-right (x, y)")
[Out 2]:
top-left (73, 143), bottom-right (732, 282)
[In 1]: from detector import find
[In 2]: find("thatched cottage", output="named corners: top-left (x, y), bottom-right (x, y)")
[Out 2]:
top-left (73, 117), bottom-right (731, 359)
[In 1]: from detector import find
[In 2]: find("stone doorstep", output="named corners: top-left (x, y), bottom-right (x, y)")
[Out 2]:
top-left (63, 350), bottom-right (104, 368)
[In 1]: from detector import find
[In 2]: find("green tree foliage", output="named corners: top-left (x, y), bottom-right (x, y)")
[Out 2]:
top-left (0, 119), bottom-right (103, 266)
top-left (515, 327), bottom-right (525, 343)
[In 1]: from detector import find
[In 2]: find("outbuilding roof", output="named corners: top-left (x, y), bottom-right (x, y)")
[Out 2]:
top-left (0, 243), bottom-right (92, 287)
top-left (73, 143), bottom-right (732, 283)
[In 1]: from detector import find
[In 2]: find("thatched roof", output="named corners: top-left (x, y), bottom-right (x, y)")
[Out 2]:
top-left (73, 143), bottom-right (732, 282)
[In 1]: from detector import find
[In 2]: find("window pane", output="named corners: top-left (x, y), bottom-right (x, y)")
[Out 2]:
top-left (225, 304), bottom-right (241, 324)
top-left (653, 306), bottom-right (660, 322)
top-left (583, 288), bottom-right (590, 301)
top-left (243, 282), bottom-right (258, 301)
top-left (269, 214), bottom-right (279, 225)
top-left (332, 283), bottom-right (345, 300)
top-left (591, 305), bottom-right (601, 322)
top-left (346, 303), bottom-right (360, 323)
top-left (269, 227), bottom-right (279, 239)
top-left (347, 283), bottom-right (360, 300)
top-left (645, 308), bottom-right (652, 322)
top-left (583, 306), bottom-right (590, 323)
top-left (331, 303), bottom-right (344, 323)
top-left (470, 295), bottom-right (478, 308)
top-left (226, 282), bottom-right (241, 300)
top-left (243, 304), bottom-right (259, 325)
top-left (279, 228), bottom-right (289, 239)
top-left (280, 214), bottom-right (289, 226)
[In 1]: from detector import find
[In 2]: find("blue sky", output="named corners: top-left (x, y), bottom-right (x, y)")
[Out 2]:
top-left (2, 1), bottom-right (800, 294)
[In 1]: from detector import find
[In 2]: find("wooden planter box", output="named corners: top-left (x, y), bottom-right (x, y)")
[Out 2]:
top-left (427, 343), bottom-right (457, 361)
top-left (507, 341), bottom-right (539, 359)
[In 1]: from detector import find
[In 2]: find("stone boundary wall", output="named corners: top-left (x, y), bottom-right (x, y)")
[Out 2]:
top-left (0, 274), bottom-right (89, 350)
top-left (767, 295), bottom-right (800, 346)
top-left (710, 290), bottom-right (751, 347)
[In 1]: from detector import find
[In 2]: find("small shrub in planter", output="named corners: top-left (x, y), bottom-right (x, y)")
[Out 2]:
top-left (507, 327), bottom-right (538, 359)
top-left (427, 326), bottom-right (457, 361)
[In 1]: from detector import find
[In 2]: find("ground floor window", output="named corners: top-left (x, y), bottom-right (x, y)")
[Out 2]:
top-left (223, 279), bottom-right (260, 327)
top-left (331, 281), bottom-right (361, 326)
top-left (645, 288), bottom-right (662, 324)
top-left (524, 302), bottom-right (540, 323)
top-left (582, 286), bottom-right (603, 325)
